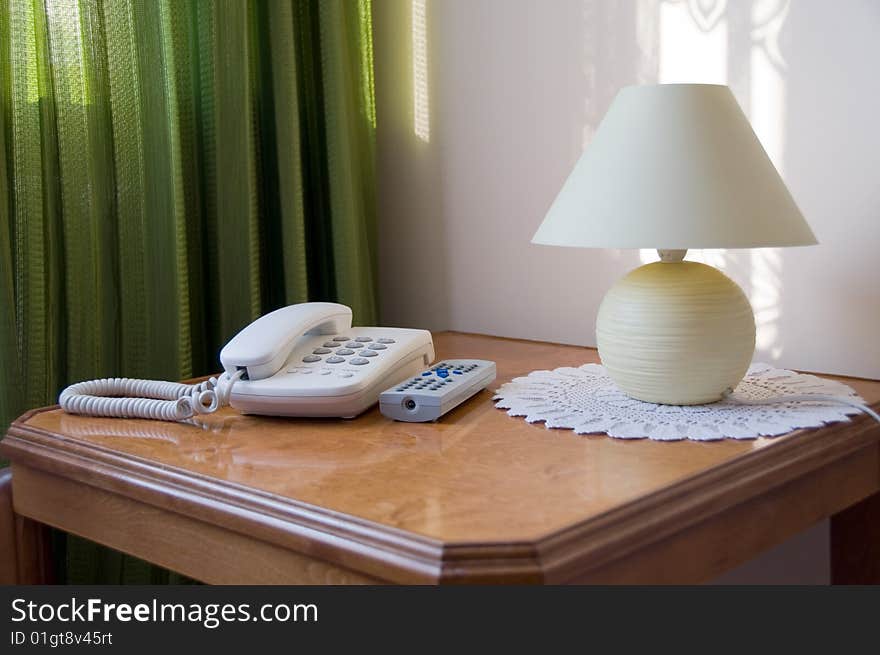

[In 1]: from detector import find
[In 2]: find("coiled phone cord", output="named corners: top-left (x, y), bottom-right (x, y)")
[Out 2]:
top-left (58, 370), bottom-right (245, 421)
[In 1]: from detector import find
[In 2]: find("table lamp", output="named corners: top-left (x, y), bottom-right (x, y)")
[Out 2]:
top-left (532, 84), bottom-right (817, 405)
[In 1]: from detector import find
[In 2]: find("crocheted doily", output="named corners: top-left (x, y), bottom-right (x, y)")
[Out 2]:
top-left (493, 362), bottom-right (865, 441)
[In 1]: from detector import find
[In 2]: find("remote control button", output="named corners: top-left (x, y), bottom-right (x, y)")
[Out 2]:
top-left (313, 347), bottom-right (332, 354)
top-left (302, 355), bottom-right (321, 363)
top-left (326, 356), bottom-right (345, 364)
top-left (333, 336), bottom-right (350, 342)
top-left (345, 342), bottom-right (360, 348)
top-left (322, 341), bottom-right (339, 348)
top-left (453, 370), bottom-right (462, 375)
top-left (300, 369), bottom-right (313, 374)
top-left (355, 336), bottom-right (373, 342)
top-left (370, 343), bottom-right (387, 350)
top-left (350, 357), bottom-right (369, 365)
top-left (336, 348), bottom-right (355, 355)
top-left (359, 350), bottom-right (377, 357)
top-left (338, 372), bottom-right (353, 377)
top-left (422, 372), bottom-right (431, 376)
top-left (378, 338), bottom-right (395, 344)
top-left (319, 369), bottom-right (332, 375)
top-left (437, 370), bottom-right (449, 378)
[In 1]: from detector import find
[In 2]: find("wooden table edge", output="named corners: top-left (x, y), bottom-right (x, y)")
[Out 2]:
top-left (3, 400), bottom-right (879, 584)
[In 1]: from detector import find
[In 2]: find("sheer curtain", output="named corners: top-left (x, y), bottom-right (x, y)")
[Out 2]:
top-left (0, 0), bottom-right (377, 582)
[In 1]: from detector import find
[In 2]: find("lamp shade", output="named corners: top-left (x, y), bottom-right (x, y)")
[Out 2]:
top-left (532, 84), bottom-right (817, 249)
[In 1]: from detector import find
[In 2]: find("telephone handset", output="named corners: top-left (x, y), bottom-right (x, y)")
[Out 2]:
top-left (59, 302), bottom-right (435, 421)
top-left (220, 302), bottom-right (353, 380)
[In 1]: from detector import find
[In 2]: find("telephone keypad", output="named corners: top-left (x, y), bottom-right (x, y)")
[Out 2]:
top-left (292, 332), bottom-right (404, 377)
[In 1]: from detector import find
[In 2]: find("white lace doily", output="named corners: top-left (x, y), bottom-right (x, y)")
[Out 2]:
top-left (494, 362), bottom-right (865, 441)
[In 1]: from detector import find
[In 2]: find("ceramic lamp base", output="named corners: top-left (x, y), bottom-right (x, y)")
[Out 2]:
top-left (596, 254), bottom-right (756, 405)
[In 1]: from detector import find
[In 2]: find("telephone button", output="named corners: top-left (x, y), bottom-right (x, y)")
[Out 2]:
top-left (322, 341), bottom-right (339, 348)
top-left (350, 357), bottom-right (369, 365)
top-left (326, 356), bottom-right (345, 364)
top-left (302, 355), bottom-right (321, 363)
top-left (378, 338), bottom-right (395, 344)
top-left (313, 347), bottom-right (332, 354)
top-left (359, 350), bottom-right (378, 357)
top-left (344, 342), bottom-right (360, 348)
top-left (336, 348), bottom-right (355, 356)
top-left (355, 336), bottom-right (373, 342)
top-left (333, 336), bottom-right (350, 342)
top-left (371, 343), bottom-right (387, 350)
top-left (338, 372), bottom-right (354, 377)
top-left (318, 369), bottom-right (332, 375)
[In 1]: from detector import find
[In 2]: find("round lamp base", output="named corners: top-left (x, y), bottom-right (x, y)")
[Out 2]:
top-left (596, 259), bottom-right (756, 405)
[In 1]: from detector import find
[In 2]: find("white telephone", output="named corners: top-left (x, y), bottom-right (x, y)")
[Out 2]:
top-left (59, 302), bottom-right (435, 421)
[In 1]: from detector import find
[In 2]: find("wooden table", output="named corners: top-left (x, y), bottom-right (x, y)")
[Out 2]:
top-left (2, 332), bottom-right (879, 584)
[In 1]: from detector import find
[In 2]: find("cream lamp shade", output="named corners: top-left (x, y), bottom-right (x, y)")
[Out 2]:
top-left (532, 84), bottom-right (817, 405)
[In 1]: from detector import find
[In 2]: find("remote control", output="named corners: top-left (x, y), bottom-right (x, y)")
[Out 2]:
top-left (379, 359), bottom-right (496, 422)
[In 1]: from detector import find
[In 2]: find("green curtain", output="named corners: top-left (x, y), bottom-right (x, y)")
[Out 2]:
top-left (0, 0), bottom-right (377, 582)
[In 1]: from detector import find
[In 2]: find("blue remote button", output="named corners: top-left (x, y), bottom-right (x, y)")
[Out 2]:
top-left (437, 370), bottom-right (449, 378)
top-left (453, 370), bottom-right (462, 375)
top-left (422, 372), bottom-right (431, 376)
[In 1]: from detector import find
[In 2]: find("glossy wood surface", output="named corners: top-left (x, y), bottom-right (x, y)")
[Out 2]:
top-left (11, 332), bottom-right (880, 542)
top-left (0, 468), bottom-right (54, 584)
top-left (3, 332), bottom-right (879, 583)
top-left (13, 464), bottom-right (380, 585)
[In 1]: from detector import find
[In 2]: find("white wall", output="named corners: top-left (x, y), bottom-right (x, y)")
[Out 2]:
top-left (376, 0), bottom-right (880, 379)
top-left (373, 0), bottom-right (879, 584)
